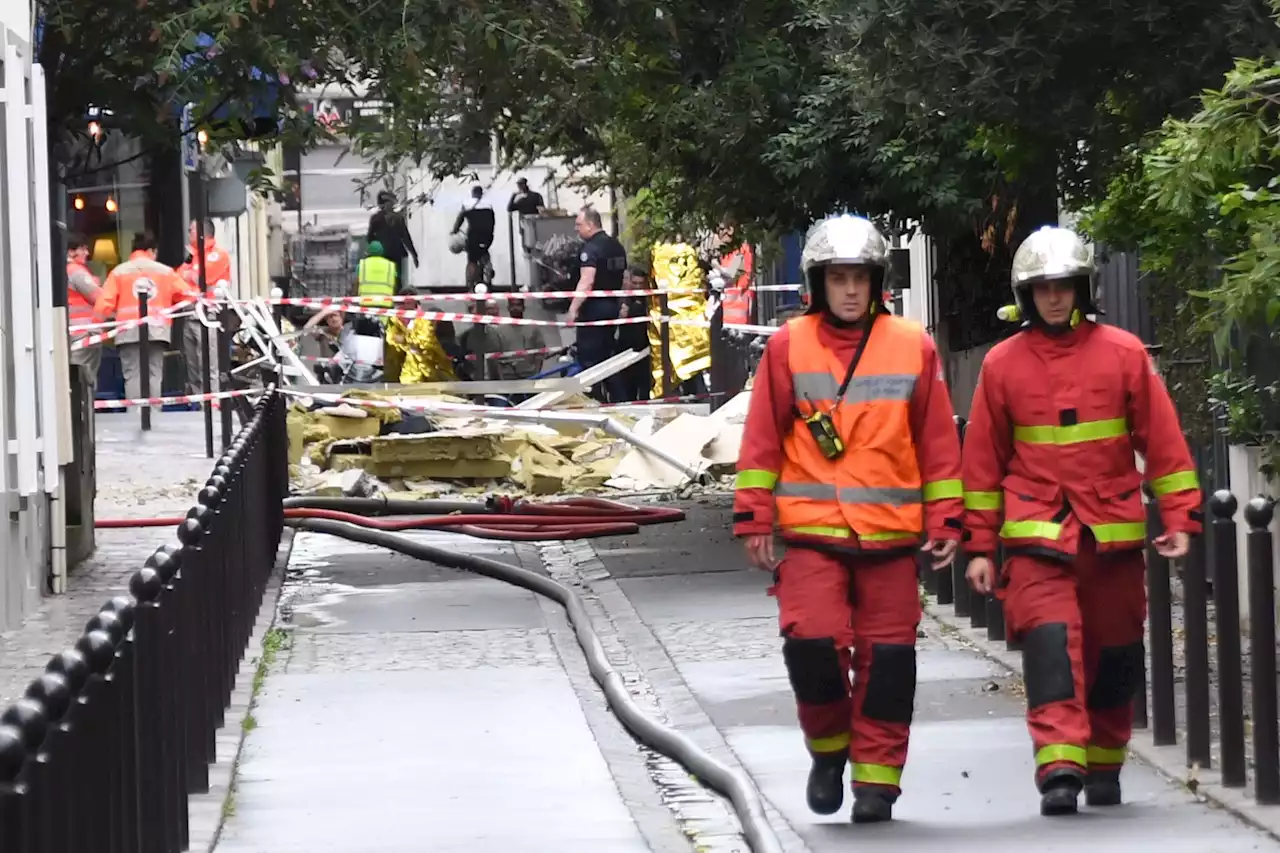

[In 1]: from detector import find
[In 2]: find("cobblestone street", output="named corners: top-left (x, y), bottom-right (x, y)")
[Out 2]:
top-left (0, 410), bottom-right (218, 707)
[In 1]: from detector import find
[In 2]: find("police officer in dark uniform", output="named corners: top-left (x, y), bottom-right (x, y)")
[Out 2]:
top-left (567, 206), bottom-right (628, 401)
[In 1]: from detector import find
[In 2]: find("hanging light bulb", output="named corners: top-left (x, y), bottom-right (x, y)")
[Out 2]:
top-left (105, 197), bottom-right (118, 213)
top-left (196, 129), bottom-right (208, 147)
top-left (87, 121), bottom-right (102, 141)
top-left (73, 196), bottom-right (85, 210)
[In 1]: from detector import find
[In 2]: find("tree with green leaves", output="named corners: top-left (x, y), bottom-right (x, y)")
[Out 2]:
top-left (37, 0), bottom-right (354, 173)
top-left (1085, 49), bottom-right (1280, 465)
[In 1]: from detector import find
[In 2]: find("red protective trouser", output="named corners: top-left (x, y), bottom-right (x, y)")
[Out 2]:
top-left (1001, 533), bottom-right (1146, 788)
top-left (770, 546), bottom-right (921, 794)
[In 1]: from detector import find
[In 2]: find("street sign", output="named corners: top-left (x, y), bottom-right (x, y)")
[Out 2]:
top-left (181, 103), bottom-right (199, 173)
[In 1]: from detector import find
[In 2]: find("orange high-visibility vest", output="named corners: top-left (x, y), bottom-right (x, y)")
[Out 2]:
top-left (721, 244), bottom-right (754, 325)
top-left (776, 313), bottom-right (924, 544)
top-left (67, 261), bottom-right (100, 325)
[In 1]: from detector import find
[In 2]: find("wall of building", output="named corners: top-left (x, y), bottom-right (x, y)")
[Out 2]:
top-left (280, 95), bottom-right (614, 292)
top-left (0, 12), bottom-right (69, 629)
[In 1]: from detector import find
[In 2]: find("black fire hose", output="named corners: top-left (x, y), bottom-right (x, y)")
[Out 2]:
top-left (282, 496), bottom-right (487, 515)
top-left (287, 516), bottom-right (784, 853)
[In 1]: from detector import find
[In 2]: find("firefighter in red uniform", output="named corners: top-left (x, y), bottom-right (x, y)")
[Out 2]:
top-left (961, 226), bottom-right (1200, 816)
top-left (734, 214), bottom-right (964, 824)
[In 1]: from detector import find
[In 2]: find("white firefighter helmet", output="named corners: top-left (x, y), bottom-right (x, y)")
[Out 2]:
top-left (799, 214), bottom-right (889, 313)
top-left (1008, 226), bottom-right (1099, 321)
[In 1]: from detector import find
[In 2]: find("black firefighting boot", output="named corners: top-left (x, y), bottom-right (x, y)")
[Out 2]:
top-left (851, 786), bottom-right (895, 824)
top-left (1039, 767), bottom-right (1085, 817)
top-left (1085, 770), bottom-right (1122, 807)
top-left (805, 753), bottom-right (847, 815)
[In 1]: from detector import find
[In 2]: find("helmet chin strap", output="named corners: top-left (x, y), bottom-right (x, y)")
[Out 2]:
top-left (1033, 309), bottom-right (1083, 335)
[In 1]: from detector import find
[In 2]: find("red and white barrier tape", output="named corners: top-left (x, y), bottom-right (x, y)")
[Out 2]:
top-left (263, 289), bottom-right (698, 307)
top-left (94, 388), bottom-right (259, 411)
top-left (70, 302), bottom-right (199, 349)
top-left (285, 302), bottom-right (782, 334)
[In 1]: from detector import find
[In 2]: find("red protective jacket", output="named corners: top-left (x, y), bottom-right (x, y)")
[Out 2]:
top-left (962, 321), bottom-right (1201, 559)
top-left (734, 316), bottom-right (964, 552)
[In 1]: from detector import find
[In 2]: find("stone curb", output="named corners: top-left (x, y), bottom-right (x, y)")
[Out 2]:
top-left (925, 599), bottom-right (1280, 843)
top-left (188, 529), bottom-right (295, 853)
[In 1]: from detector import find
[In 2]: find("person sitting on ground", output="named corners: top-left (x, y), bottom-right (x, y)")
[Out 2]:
top-left (303, 305), bottom-right (382, 383)
top-left (492, 295), bottom-right (548, 380)
top-left (458, 299), bottom-right (503, 379)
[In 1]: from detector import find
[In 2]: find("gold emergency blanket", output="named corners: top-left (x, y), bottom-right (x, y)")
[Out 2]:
top-left (648, 242), bottom-right (709, 396)
top-left (385, 317), bottom-right (457, 383)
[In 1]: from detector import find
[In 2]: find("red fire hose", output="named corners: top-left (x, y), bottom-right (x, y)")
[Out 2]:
top-left (95, 496), bottom-right (686, 542)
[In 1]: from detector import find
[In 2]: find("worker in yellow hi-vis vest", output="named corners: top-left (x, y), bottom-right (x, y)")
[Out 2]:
top-left (354, 241), bottom-right (400, 380)
top-left (356, 241), bottom-right (397, 309)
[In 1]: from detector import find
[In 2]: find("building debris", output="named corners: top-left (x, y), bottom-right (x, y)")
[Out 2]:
top-left (285, 383), bottom-right (751, 498)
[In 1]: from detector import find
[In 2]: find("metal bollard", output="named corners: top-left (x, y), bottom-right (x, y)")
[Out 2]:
top-left (986, 593), bottom-right (1005, 642)
top-left (970, 565), bottom-right (989, 630)
top-left (0, 725), bottom-right (30, 852)
top-left (1244, 496), bottom-right (1280, 804)
top-left (935, 552), bottom-right (955, 605)
top-left (1145, 489), bottom-right (1177, 746)
top-left (83, 608), bottom-right (127, 853)
top-left (216, 296), bottom-right (234, 450)
top-left (99, 596), bottom-right (139, 853)
top-left (72, 630), bottom-right (117, 845)
top-left (922, 551), bottom-right (938, 596)
top-left (951, 550), bottom-right (970, 617)
top-left (1135, 666), bottom-right (1152, 735)
top-left (24, 668), bottom-right (74, 853)
top-left (1183, 524), bottom-right (1213, 769)
top-left (148, 549), bottom-right (189, 851)
top-left (1209, 491), bottom-right (1247, 787)
top-left (129, 567), bottom-right (171, 852)
top-left (45, 649), bottom-right (90, 852)
top-left (986, 543), bottom-right (1005, 643)
top-left (136, 283), bottom-right (152, 431)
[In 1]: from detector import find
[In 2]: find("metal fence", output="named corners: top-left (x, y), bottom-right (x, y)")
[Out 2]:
top-left (0, 388), bottom-right (288, 851)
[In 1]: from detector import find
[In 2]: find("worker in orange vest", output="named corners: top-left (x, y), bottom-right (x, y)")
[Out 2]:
top-left (720, 242), bottom-right (755, 325)
top-left (95, 231), bottom-right (194, 400)
top-left (176, 218), bottom-right (232, 394)
top-left (733, 214), bottom-right (963, 824)
top-left (67, 233), bottom-right (104, 391)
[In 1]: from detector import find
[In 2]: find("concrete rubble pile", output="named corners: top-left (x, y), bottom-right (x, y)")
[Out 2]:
top-left (287, 386), bottom-right (751, 499)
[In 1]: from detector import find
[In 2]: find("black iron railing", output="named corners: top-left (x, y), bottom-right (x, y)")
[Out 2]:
top-left (0, 388), bottom-right (288, 851)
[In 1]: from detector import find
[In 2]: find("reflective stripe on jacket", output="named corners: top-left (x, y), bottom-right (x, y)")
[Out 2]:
top-left (961, 321), bottom-right (1202, 558)
top-left (357, 257), bottom-right (397, 307)
top-left (774, 313), bottom-right (925, 547)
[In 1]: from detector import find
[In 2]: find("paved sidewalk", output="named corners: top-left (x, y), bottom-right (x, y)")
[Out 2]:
top-left (0, 411), bottom-right (218, 706)
top-left (213, 529), bottom-right (688, 853)
top-left (580, 498), bottom-right (1280, 853)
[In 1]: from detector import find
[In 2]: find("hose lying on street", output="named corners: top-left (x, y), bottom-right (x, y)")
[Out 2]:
top-left (96, 495), bottom-right (687, 542)
top-left (284, 507), bottom-right (785, 853)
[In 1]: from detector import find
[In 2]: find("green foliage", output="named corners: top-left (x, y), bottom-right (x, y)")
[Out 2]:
top-left (1084, 54), bottom-right (1280, 453)
top-left (39, 0), bottom-right (356, 172)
